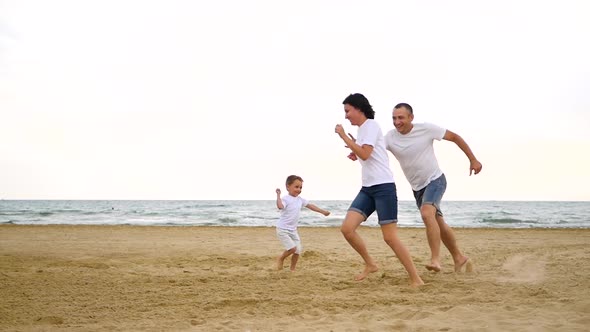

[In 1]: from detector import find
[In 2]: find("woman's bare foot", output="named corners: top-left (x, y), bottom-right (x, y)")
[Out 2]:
top-left (410, 279), bottom-right (425, 288)
top-left (425, 263), bottom-right (441, 272)
top-left (454, 256), bottom-right (472, 273)
top-left (354, 264), bottom-right (379, 281)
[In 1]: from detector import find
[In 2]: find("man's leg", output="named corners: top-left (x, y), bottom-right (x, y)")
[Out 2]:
top-left (420, 204), bottom-right (442, 271)
top-left (436, 214), bottom-right (471, 272)
top-left (341, 210), bottom-right (378, 280)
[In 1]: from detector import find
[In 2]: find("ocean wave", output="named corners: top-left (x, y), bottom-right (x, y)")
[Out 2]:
top-left (480, 218), bottom-right (538, 224)
top-left (217, 217), bottom-right (239, 224)
top-left (124, 211), bottom-right (162, 216)
top-left (183, 203), bottom-right (229, 209)
top-left (1, 200), bottom-right (588, 228)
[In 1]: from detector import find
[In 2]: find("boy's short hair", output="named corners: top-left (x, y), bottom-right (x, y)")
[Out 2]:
top-left (286, 175), bottom-right (303, 186)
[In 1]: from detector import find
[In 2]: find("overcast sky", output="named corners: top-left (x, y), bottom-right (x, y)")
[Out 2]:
top-left (1, 0), bottom-right (589, 201)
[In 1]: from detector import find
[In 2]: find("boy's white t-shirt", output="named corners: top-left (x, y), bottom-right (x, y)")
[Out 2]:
top-left (384, 122), bottom-right (446, 191)
top-left (276, 195), bottom-right (309, 231)
top-left (356, 119), bottom-right (395, 187)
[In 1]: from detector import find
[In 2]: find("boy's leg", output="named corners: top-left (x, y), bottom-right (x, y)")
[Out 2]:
top-left (277, 247), bottom-right (296, 270)
top-left (290, 253), bottom-right (299, 271)
top-left (289, 235), bottom-right (302, 271)
top-left (276, 228), bottom-right (297, 270)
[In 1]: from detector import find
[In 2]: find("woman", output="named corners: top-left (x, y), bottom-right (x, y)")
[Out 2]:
top-left (334, 93), bottom-right (423, 287)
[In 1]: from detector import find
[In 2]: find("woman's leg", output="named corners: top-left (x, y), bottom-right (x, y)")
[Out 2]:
top-left (341, 210), bottom-right (378, 280)
top-left (381, 223), bottom-right (424, 287)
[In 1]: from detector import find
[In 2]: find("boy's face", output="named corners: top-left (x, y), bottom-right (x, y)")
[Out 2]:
top-left (286, 179), bottom-right (303, 197)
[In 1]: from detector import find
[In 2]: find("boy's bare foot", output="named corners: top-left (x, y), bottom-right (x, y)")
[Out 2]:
top-left (354, 264), bottom-right (378, 281)
top-left (425, 263), bottom-right (441, 272)
top-left (454, 256), bottom-right (472, 273)
top-left (276, 257), bottom-right (284, 271)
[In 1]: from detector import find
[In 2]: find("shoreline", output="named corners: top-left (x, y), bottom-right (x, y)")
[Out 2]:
top-left (3, 223), bottom-right (590, 229)
top-left (1, 225), bottom-right (589, 331)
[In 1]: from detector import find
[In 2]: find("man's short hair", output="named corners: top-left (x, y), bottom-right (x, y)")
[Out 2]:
top-left (394, 103), bottom-right (413, 114)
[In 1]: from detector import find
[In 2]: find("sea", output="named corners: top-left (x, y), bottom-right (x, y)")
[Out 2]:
top-left (0, 200), bottom-right (588, 229)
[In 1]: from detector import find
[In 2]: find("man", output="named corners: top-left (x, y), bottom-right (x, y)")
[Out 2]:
top-left (384, 103), bottom-right (482, 273)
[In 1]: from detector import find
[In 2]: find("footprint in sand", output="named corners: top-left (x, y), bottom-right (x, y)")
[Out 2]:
top-left (396, 309), bottom-right (433, 320)
top-left (497, 254), bottom-right (546, 284)
top-left (36, 316), bottom-right (64, 325)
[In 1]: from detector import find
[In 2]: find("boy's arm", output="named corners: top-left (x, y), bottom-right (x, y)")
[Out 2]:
top-left (275, 189), bottom-right (284, 209)
top-left (306, 203), bottom-right (330, 216)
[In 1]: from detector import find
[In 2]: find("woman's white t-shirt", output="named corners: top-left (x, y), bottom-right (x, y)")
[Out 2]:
top-left (356, 119), bottom-right (395, 187)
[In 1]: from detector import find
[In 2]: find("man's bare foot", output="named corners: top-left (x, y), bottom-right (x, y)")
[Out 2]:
top-left (454, 256), bottom-right (472, 273)
top-left (276, 257), bottom-right (284, 271)
top-left (425, 263), bottom-right (441, 272)
top-left (410, 279), bottom-right (425, 288)
top-left (354, 264), bottom-right (378, 281)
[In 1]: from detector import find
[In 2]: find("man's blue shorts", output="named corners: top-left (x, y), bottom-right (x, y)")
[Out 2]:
top-left (413, 174), bottom-right (447, 216)
top-left (348, 182), bottom-right (398, 225)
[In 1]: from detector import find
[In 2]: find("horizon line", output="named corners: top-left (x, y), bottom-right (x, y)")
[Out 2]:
top-left (1, 198), bottom-right (589, 203)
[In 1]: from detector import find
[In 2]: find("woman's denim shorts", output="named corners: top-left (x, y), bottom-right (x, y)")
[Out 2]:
top-left (348, 182), bottom-right (398, 225)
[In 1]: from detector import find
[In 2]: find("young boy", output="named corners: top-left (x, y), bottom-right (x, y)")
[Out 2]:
top-left (275, 175), bottom-right (330, 271)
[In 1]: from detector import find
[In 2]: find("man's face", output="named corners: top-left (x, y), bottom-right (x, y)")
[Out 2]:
top-left (392, 107), bottom-right (414, 134)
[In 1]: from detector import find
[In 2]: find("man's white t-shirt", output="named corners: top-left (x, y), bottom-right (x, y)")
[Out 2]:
top-left (356, 119), bottom-right (395, 187)
top-left (276, 195), bottom-right (309, 231)
top-left (384, 122), bottom-right (446, 191)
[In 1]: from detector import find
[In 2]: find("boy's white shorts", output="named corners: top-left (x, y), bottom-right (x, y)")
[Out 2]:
top-left (276, 228), bottom-right (302, 254)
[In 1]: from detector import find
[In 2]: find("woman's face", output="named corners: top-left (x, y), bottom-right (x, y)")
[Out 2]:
top-left (343, 103), bottom-right (364, 126)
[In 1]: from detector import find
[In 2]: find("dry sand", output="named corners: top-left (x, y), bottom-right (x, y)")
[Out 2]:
top-left (1, 225), bottom-right (589, 331)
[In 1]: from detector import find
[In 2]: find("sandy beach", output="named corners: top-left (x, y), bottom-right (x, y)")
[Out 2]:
top-left (1, 225), bottom-right (589, 331)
